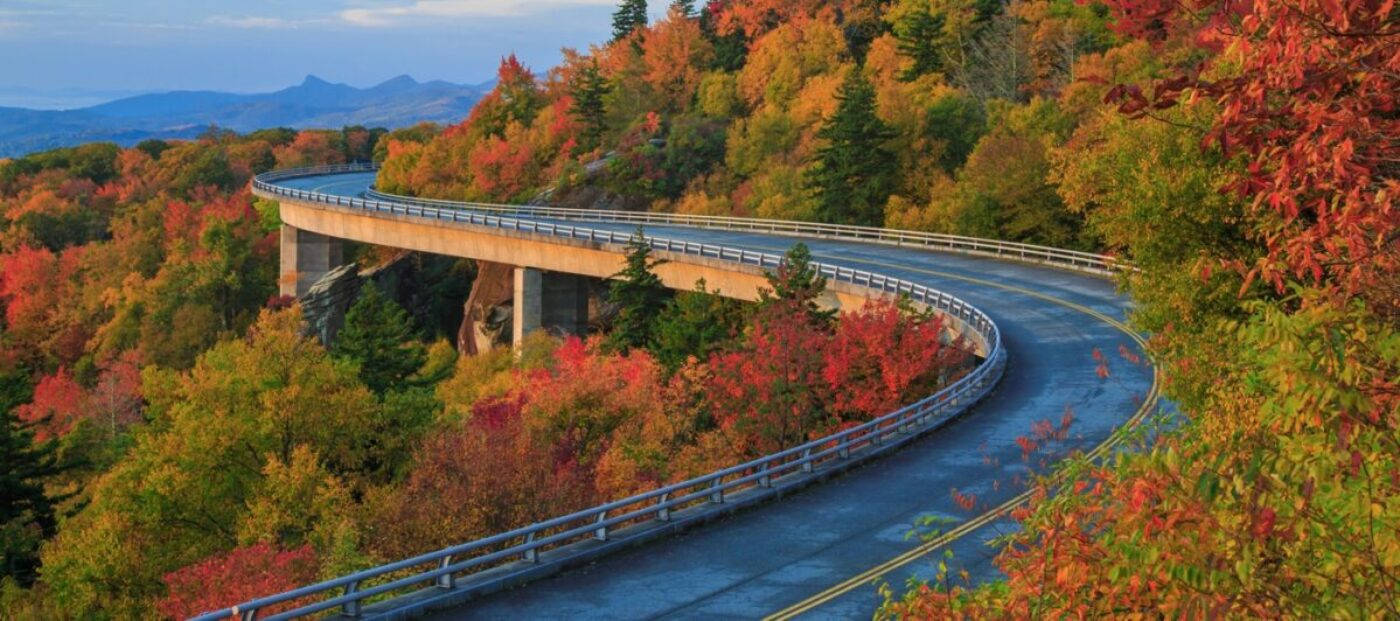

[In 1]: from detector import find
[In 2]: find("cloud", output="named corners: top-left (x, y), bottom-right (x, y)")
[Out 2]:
top-left (339, 0), bottom-right (614, 26)
top-left (207, 15), bottom-right (302, 29)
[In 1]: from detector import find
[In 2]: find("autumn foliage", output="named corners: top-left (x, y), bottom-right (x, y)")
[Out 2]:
top-left (3, 0), bottom-right (1395, 617)
top-left (156, 543), bottom-right (318, 619)
top-left (880, 1), bottom-right (1400, 617)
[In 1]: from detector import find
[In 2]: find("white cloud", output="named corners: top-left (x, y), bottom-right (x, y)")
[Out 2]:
top-left (207, 15), bottom-right (302, 29)
top-left (340, 0), bottom-right (614, 27)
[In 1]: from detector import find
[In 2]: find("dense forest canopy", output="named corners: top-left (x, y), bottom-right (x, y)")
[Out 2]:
top-left (0, 0), bottom-right (1395, 618)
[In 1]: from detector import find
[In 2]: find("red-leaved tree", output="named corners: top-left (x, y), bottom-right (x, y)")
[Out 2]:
top-left (156, 543), bottom-right (318, 620)
top-left (823, 301), bottom-right (969, 423)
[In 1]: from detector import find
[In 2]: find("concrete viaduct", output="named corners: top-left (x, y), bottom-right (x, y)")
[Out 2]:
top-left (198, 164), bottom-right (1156, 620)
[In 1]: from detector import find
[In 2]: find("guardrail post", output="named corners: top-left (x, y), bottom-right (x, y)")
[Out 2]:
top-left (342, 580), bottom-right (362, 617)
top-left (437, 555), bottom-right (455, 589)
top-left (802, 448), bottom-right (814, 473)
top-left (709, 478), bottom-right (724, 503)
top-left (657, 492), bottom-right (671, 521)
top-left (236, 606), bottom-right (258, 621)
top-left (523, 532), bottom-right (538, 563)
top-left (594, 510), bottom-right (608, 541)
top-left (759, 462), bottom-right (772, 488)
top-left (838, 441), bottom-right (850, 459)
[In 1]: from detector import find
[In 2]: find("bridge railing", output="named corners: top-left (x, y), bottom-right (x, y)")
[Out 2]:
top-left (257, 162), bottom-right (1128, 276)
top-left (200, 165), bottom-right (1015, 620)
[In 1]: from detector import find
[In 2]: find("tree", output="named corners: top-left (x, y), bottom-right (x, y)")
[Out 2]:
top-left (612, 0), bottom-right (649, 42)
top-left (570, 60), bottom-right (612, 153)
top-left (669, 0), bottom-right (695, 17)
top-left (650, 279), bottom-right (745, 372)
top-left (39, 309), bottom-right (378, 617)
top-left (823, 301), bottom-right (967, 422)
top-left (156, 543), bottom-right (318, 620)
top-left (0, 407), bottom-right (62, 587)
top-left (706, 296), bottom-right (832, 457)
top-left (605, 228), bottom-right (669, 353)
top-left (895, 7), bottom-right (946, 81)
top-left (642, 6), bottom-right (715, 111)
top-left (369, 391), bottom-right (594, 560)
top-left (805, 67), bottom-right (898, 226)
top-left (332, 283), bottom-right (428, 396)
top-left (758, 243), bottom-right (835, 325)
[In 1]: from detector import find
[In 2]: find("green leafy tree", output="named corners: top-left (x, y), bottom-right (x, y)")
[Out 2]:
top-left (805, 68), bottom-right (899, 226)
top-left (332, 283), bottom-right (428, 396)
top-left (895, 7), bottom-right (946, 81)
top-left (612, 0), bottom-right (649, 42)
top-left (923, 92), bottom-right (986, 173)
top-left (570, 61), bottom-right (612, 153)
top-left (39, 309), bottom-right (378, 617)
top-left (650, 279), bottom-right (745, 372)
top-left (606, 227), bottom-right (669, 353)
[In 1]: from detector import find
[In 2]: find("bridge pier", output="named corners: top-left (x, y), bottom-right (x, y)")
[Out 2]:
top-left (279, 225), bottom-right (344, 298)
top-left (513, 267), bottom-right (590, 348)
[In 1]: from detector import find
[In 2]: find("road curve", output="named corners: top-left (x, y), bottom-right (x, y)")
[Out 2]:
top-left (271, 171), bottom-right (1155, 619)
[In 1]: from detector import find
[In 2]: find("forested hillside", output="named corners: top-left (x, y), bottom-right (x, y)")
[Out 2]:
top-left (0, 0), bottom-right (1395, 618)
top-left (0, 125), bottom-right (972, 616)
top-left (376, 0), bottom-right (1398, 616)
top-left (377, 0), bottom-right (1109, 250)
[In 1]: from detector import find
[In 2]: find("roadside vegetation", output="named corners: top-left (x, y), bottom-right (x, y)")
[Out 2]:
top-left (1, 0), bottom-right (1394, 618)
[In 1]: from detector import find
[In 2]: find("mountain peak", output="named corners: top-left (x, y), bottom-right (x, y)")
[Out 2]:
top-left (301, 74), bottom-right (332, 87)
top-left (378, 74), bottom-right (418, 88)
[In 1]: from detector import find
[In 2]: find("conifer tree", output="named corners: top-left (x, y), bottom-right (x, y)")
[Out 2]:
top-left (332, 282), bottom-right (427, 395)
top-left (0, 368), bottom-right (62, 587)
top-left (650, 279), bottom-right (745, 372)
top-left (606, 227), bottom-right (669, 353)
top-left (668, 0), bottom-right (694, 17)
top-left (895, 8), bottom-right (946, 81)
top-left (570, 61), bottom-right (611, 153)
top-left (611, 0), bottom-right (649, 42)
top-left (805, 68), bottom-right (899, 226)
top-left (758, 243), bottom-right (836, 326)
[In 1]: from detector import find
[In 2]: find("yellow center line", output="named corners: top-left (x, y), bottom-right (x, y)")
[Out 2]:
top-left (743, 250), bottom-right (1160, 621)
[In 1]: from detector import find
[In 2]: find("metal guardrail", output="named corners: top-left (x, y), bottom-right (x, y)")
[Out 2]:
top-left (260, 162), bottom-right (1128, 276)
top-left (196, 163), bottom-right (1055, 620)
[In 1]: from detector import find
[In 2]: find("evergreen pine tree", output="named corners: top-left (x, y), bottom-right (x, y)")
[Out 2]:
top-left (699, 3), bottom-right (747, 71)
top-left (0, 369), bottom-right (61, 587)
top-left (650, 279), bottom-right (745, 372)
top-left (332, 282), bottom-right (427, 395)
top-left (668, 0), bottom-right (694, 17)
top-left (611, 0), bottom-right (649, 42)
top-left (805, 67), bottom-right (899, 227)
top-left (758, 243), bottom-right (836, 325)
top-left (570, 61), bottom-right (611, 153)
top-left (895, 8), bottom-right (946, 81)
top-left (606, 227), bottom-right (669, 353)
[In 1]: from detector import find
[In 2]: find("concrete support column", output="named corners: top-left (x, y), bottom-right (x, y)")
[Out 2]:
top-left (280, 225), bottom-right (344, 298)
top-left (541, 272), bottom-right (590, 337)
top-left (513, 267), bottom-right (543, 348)
top-left (513, 268), bottom-right (592, 349)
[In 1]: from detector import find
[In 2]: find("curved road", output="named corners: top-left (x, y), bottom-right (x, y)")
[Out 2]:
top-left (274, 172), bottom-right (1155, 619)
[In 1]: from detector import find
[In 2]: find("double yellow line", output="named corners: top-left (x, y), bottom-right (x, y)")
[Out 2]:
top-left (755, 253), bottom-right (1161, 620)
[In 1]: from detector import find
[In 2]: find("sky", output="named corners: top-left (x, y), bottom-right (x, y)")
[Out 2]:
top-left (0, 0), bottom-right (670, 108)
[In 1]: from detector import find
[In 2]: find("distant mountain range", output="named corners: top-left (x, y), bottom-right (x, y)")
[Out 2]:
top-left (0, 75), bottom-right (489, 158)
